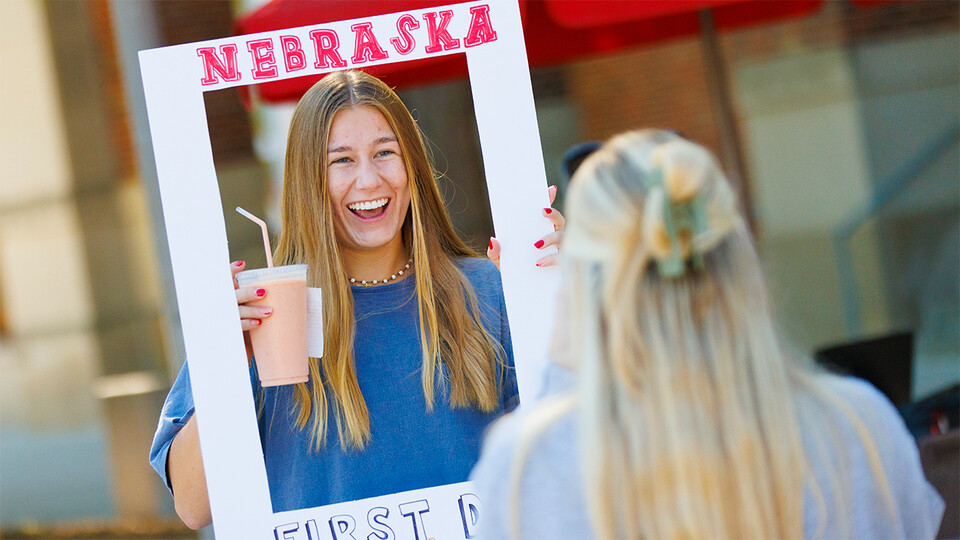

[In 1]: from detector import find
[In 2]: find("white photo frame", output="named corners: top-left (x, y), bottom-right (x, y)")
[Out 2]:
top-left (139, 1), bottom-right (558, 537)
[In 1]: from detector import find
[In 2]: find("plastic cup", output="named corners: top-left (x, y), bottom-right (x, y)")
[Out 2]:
top-left (235, 264), bottom-right (309, 386)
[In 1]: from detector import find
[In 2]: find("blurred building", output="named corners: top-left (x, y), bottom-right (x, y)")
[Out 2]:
top-left (1, 0), bottom-right (956, 537)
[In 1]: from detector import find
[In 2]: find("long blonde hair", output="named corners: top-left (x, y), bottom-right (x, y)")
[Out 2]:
top-left (517, 129), bottom-right (894, 538)
top-left (274, 70), bottom-right (504, 450)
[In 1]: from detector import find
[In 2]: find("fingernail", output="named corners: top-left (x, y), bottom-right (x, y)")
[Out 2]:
top-left (488, 237), bottom-right (494, 250)
top-left (544, 208), bottom-right (553, 215)
top-left (251, 319), bottom-right (261, 327)
top-left (534, 239), bottom-right (544, 249)
top-left (262, 308), bottom-right (272, 316)
top-left (256, 288), bottom-right (265, 297)
top-left (536, 262), bottom-right (542, 267)
top-left (235, 260), bottom-right (244, 267)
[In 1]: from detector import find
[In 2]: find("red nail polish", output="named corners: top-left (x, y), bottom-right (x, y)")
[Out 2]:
top-left (488, 238), bottom-right (493, 250)
top-left (536, 262), bottom-right (542, 267)
top-left (235, 260), bottom-right (244, 267)
top-left (544, 208), bottom-right (552, 214)
top-left (251, 319), bottom-right (261, 327)
top-left (256, 288), bottom-right (265, 297)
top-left (263, 309), bottom-right (272, 316)
top-left (534, 239), bottom-right (544, 249)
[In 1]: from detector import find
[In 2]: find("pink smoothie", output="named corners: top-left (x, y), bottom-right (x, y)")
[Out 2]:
top-left (246, 277), bottom-right (308, 386)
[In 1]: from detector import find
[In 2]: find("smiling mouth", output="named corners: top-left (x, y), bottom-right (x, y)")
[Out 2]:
top-left (348, 198), bottom-right (389, 219)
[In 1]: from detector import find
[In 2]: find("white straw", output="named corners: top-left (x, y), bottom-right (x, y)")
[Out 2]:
top-left (236, 207), bottom-right (274, 268)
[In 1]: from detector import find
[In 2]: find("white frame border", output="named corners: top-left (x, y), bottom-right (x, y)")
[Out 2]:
top-left (139, 1), bottom-right (557, 537)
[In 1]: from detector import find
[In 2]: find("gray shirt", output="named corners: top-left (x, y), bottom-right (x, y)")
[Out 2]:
top-left (470, 365), bottom-right (944, 539)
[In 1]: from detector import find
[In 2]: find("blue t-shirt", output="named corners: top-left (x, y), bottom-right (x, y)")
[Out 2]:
top-left (150, 257), bottom-right (517, 511)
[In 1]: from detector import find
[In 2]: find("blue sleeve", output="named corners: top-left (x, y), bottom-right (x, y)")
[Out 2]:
top-left (149, 361), bottom-right (263, 497)
top-left (149, 362), bottom-right (195, 494)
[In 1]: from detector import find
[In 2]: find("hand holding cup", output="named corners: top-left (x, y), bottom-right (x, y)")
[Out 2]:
top-left (231, 260), bottom-right (271, 362)
top-left (232, 260), bottom-right (273, 331)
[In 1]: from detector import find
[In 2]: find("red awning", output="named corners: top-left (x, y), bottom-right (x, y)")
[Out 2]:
top-left (234, 0), bottom-right (823, 103)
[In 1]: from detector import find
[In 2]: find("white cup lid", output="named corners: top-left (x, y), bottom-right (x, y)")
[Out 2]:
top-left (235, 264), bottom-right (308, 286)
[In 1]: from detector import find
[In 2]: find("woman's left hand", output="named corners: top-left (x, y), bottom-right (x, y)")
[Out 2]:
top-left (487, 185), bottom-right (564, 270)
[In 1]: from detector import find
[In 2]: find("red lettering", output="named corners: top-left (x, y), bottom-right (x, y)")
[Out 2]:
top-left (390, 14), bottom-right (419, 56)
top-left (423, 10), bottom-right (460, 54)
top-left (350, 22), bottom-right (389, 64)
top-left (246, 38), bottom-right (278, 80)
top-left (464, 5), bottom-right (497, 47)
top-left (309, 29), bottom-right (347, 69)
top-left (197, 45), bottom-right (241, 86)
top-left (280, 35), bottom-right (306, 72)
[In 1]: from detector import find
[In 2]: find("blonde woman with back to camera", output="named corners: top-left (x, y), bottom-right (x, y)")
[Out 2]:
top-left (469, 129), bottom-right (944, 539)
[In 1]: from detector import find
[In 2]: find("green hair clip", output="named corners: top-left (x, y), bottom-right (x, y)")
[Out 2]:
top-left (644, 169), bottom-right (709, 278)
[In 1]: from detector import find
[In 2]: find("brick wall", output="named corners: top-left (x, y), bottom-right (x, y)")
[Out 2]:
top-left (565, 40), bottom-right (721, 158)
top-left (154, 0), bottom-right (254, 165)
top-left (89, 0), bottom-right (136, 181)
top-left (559, 0), bottom-right (957, 220)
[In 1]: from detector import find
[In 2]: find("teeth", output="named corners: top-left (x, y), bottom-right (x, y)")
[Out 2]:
top-left (348, 198), bottom-right (388, 211)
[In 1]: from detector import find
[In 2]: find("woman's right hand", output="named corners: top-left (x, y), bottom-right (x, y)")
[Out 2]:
top-left (231, 260), bottom-right (272, 360)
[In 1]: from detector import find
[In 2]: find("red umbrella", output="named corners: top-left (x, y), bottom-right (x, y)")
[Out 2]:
top-left (234, 0), bottom-right (823, 103)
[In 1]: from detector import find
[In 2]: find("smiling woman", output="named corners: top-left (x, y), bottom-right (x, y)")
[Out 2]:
top-left (149, 70), bottom-right (520, 528)
top-left (325, 105), bottom-right (411, 266)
